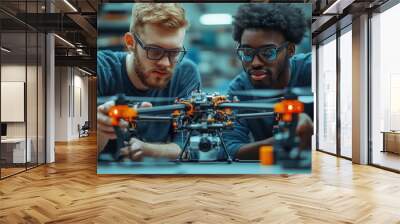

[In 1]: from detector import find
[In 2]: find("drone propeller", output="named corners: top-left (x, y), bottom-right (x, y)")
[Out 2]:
top-left (230, 89), bottom-right (285, 98)
top-left (297, 96), bottom-right (314, 104)
top-left (97, 95), bottom-right (176, 106)
top-left (230, 87), bottom-right (313, 98)
top-left (239, 97), bottom-right (283, 104)
top-left (291, 87), bottom-right (313, 96)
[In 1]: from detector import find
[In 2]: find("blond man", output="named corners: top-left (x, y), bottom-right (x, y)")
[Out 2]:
top-left (97, 3), bottom-right (201, 160)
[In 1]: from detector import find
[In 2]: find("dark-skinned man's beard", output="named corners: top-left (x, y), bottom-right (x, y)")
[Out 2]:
top-left (246, 54), bottom-right (290, 89)
top-left (133, 52), bottom-right (172, 90)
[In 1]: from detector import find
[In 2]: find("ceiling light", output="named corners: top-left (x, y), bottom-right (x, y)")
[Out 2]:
top-left (1, 47), bottom-right (11, 53)
top-left (54, 34), bottom-right (75, 48)
top-left (323, 0), bottom-right (341, 14)
top-left (78, 67), bottom-right (92, 76)
top-left (63, 0), bottom-right (78, 12)
top-left (200, 14), bottom-right (232, 25)
top-left (322, 0), bottom-right (354, 15)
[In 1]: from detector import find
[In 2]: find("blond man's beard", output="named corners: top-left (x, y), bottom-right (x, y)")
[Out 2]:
top-left (133, 51), bottom-right (172, 90)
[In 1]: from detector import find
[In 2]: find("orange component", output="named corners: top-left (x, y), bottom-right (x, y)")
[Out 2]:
top-left (172, 122), bottom-right (178, 130)
top-left (259, 146), bottom-right (274, 165)
top-left (224, 108), bottom-right (232, 115)
top-left (172, 110), bottom-right (181, 117)
top-left (274, 100), bottom-right (304, 122)
top-left (212, 95), bottom-right (228, 106)
top-left (282, 114), bottom-right (292, 122)
top-left (108, 105), bottom-right (138, 126)
top-left (179, 100), bottom-right (194, 117)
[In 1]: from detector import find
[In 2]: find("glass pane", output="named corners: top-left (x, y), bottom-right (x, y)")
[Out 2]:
top-left (312, 45), bottom-right (317, 151)
top-left (27, 31), bottom-right (38, 169)
top-left (339, 28), bottom-right (352, 158)
top-left (1, 31), bottom-right (27, 177)
top-left (317, 36), bottom-right (337, 154)
top-left (38, 32), bottom-right (45, 165)
top-left (371, 4), bottom-right (400, 171)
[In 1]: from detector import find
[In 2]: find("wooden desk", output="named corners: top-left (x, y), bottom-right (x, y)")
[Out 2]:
top-left (1, 138), bottom-right (31, 163)
top-left (381, 131), bottom-right (400, 154)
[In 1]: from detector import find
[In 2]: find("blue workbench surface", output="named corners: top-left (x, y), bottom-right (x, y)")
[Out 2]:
top-left (97, 161), bottom-right (310, 175)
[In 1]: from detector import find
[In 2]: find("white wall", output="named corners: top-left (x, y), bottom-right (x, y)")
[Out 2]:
top-left (1, 64), bottom-right (46, 164)
top-left (55, 67), bottom-right (68, 141)
top-left (73, 73), bottom-right (89, 138)
top-left (54, 67), bottom-right (89, 141)
top-left (1, 65), bottom-right (26, 138)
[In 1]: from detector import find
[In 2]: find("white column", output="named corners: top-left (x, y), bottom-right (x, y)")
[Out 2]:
top-left (45, 1), bottom-right (56, 163)
top-left (46, 33), bottom-right (55, 163)
top-left (312, 45), bottom-right (317, 151)
top-left (352, 14), bottom-right (369, 164)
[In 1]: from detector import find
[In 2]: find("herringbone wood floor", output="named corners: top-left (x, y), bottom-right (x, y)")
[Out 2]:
top-left (0, 135), bottom-right (400, 224)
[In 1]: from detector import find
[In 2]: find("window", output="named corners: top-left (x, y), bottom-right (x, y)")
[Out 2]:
top-left (370, 3), bottom-right (400, 171)
top-left (339, 27), bottom-right (352, 158)
top-left (317, 35), bottom-right (337, 154)
top-left (0, 0), bottom-right (47, 179)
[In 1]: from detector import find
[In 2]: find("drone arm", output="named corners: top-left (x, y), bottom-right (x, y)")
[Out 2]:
top-left (136, 104), bottom-right (187, 114)
top-left (136, 115), bottom-right (173, 121)
top-left (218, 102), bottom-right (274, 111)
top-left (236, 112), bottom-right (275, 119)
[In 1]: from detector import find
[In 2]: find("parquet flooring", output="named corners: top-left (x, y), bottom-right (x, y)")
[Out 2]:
top-left (0, 135), bottom-right (400, 223)
top-left (1, 167), bottom-right (26, 178)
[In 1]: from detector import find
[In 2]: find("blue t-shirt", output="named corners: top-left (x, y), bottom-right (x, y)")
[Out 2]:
top-left (223, 53), bottom-right (312, 159)
top-left (97, 50), bottom-right (201, 153)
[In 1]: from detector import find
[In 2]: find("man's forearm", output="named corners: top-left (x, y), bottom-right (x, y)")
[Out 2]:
top-left (143, 142), bottom-right (181, 159)
top-left (236, 137), bottom-right (274, 160)
top-left (98, 132), bottom-right (109, 153)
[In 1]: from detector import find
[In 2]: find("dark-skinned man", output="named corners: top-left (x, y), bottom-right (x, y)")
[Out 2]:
top-left (223, 4), bottom-right (313, 160)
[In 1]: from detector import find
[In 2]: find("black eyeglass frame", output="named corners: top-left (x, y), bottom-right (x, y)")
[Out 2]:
top-left (236, 42), bottom-right (289, 63)
top-left (133, 33), bottom-right (187, 64)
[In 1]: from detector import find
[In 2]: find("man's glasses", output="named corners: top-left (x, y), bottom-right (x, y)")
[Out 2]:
top-left (236, 42), bottom-right (289, 63)
top-left (133, 33), bottom-right (186, 64)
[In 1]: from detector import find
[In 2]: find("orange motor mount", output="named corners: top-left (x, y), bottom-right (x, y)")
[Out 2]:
top-left (108, 105), bottom-right (138, 126)
top-left (274, 99), bottom-right (304, 122)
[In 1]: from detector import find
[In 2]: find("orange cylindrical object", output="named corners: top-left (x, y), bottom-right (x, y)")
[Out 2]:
top-left (274, 100), bottom-right (304, 114)
top-left (259, 146), bottom-right (274, 165)
top-left (108, 105), bottom-right (137, 125)
top-left (283, 113), bottom-right (292, 122)
top-left (274, 100), bottom-right (304, 122)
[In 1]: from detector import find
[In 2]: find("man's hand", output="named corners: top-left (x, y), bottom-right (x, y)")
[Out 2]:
top-left (120, 137), bottom-right (181, 161)
top-left (97, 101), bottom-right (152, 139)
top-left (98, 101), bottom-right (121, 140)
top-left (97, 100), bottom-right (152, 152)
top-left (121, 137), bottom-right (147, 161)
top-left (296, 113), bottom-right (314, 150)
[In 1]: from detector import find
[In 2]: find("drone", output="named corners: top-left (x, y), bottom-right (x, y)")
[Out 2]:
top-left (98, 87), bottom-right (313, 168)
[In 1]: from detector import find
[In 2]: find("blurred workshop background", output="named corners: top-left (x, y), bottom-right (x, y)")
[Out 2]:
top-left (97, 3), bottom-right (312, 94)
